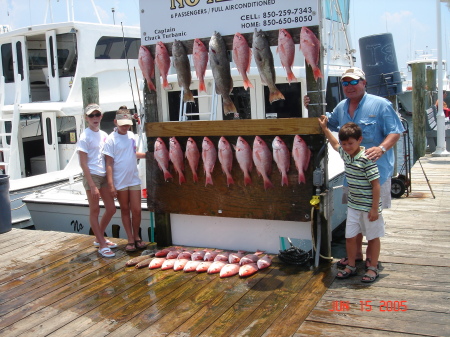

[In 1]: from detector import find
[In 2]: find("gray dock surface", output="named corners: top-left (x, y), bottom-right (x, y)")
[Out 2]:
top-left (0, 155), bottom-right (448, 336)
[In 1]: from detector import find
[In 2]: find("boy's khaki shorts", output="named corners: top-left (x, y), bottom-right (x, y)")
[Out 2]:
top-left (83, 174), bottom-right (108, 190)
top-left (345, 207), bottom-right (385, 241)
top-left (117, 184), bottom-right (141, 192)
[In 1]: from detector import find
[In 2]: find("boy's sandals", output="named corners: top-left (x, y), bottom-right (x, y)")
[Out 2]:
top-left (336, 257), bottom-right (362, 268)
top-left (336, 265), bottom-right (357, 279)
top-left (361, 266), bottom-right (379, 283)
top-left (98, 247), bottom-right (115, 258)
top-left (365, 258), bottom-right (383, 271)
top-left (135, 240), bottom-right (148, 249)
top-left (94, 240), bottom-right (118, 249)
top-left (125, 243), bottom-right (137, 252)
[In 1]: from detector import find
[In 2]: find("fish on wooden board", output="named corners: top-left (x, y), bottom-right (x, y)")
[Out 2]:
top-left (155, 41), bottom-right (171, 89)
top-left (155, 246), bottom-right (177, 257)
top-left (292, 135), bottom-right (311, 184)
top-left (202, 137), bottom-right (217, 186)
top-left (220, 263), bottom-right (240, 278)
top-left (184, 260), bottom-right (202, 272)
top-left (166, 248), bottom-right (182, 259)
top-left (233, 32), bottom-right (253, 90)
top-left (277, 28), bottom-right (297, 83)
top-left (272, 136), bottom-right (290, 187)
top-left (239, 263), bottom-right (258, 277)
top-left (161, 259), bottom-right (176, 270)
top-left (185, 137), bottom-right (200, 183)
top-left (174, 258), bottom-right (190, 271)
top-left (138, 46), bottom-right (156, 92)
top-left (257, 254), bottom-right (273, 270)
top-left (169, 137), bottom-right (186, 185)
top-left (214, 251), bottom-right (230, 262)
top-left (154, 138), bottom-right (173, 181)
top-left (207, 260), bottom-right (226, 274)
top-left (253, 136), bottom-right (273, 190)
top-left (218, 136), bottom-right (234, 187)
top-left (196, 261), bottom-right (213, 272)
top-left (177, 250), bottom-right (194, 260)
top-left (191, 249), bottom-right (207, 261)
top-left (299, 27), bottom-right (323, 82)
top-left (193, 38), bottom-right (208, 93)
top-left (125, 255), bottom-right (154, 267)
top-left (228, 250), bottom-right (247, 264)
top-left (234, 136), bottom-right (253, 186)
top-left (204, 249), bottom-right (222, 261)
top-left (240, 250), bottom-right (265, 266)
top-left (253, 28), bottom-right (285, 103)
top-left (149, 257), bottom-right (166, 269)
top-left (135, 258), bottom-right (153, 269)
top-left (209, 31), bottom-right (238, 118)
top-left (172, 40), bottom-right (194, 102)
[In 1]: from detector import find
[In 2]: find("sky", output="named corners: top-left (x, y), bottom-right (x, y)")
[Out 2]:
top-left (1, 0), bottom-right (449, 79)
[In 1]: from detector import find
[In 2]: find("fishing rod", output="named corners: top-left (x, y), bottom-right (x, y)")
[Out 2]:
top-left (120, 22), bottom-right (138, 118)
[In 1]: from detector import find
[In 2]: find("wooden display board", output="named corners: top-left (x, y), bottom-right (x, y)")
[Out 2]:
top-left (145, 118), bottom-right (324, 222)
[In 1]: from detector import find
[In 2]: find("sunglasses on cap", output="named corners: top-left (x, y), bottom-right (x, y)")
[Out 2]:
top-left (342, 79), bottom-right (360, 87)
top-left (87, 112), bottom-right (102, 118)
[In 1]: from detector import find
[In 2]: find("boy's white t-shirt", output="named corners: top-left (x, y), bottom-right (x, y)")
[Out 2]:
top-left (76, 128), bottom-right (108, 176)
top-left (103, 130), bottom-right (140, 190)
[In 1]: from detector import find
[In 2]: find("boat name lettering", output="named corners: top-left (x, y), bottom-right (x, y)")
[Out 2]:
top-left (170, 0), bottom-right (276, 11)
top-left (70, 220), bottom-right (84, 233)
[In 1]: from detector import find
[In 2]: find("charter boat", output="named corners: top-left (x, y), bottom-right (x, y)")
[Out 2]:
top-left (0, 12), bottom-right (143, 228)
top-left (24, 0), bottom-right (355, 257)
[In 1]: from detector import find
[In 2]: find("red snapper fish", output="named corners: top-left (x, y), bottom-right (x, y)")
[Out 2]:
top-left (184, 260), bottom-right (202, 272)
top-left (300, 27), bottom-right (323, 82)
top-left (185, 137), bottom-right (200, 183)
top-left (233, 32), bottom-right (253, 90)
top-left (172, 39), bottom-right (194, 102)
top-left (220, 263), bottom-right (240, 278)
top-left (252, 136), bottom-right (273, 190)
top-left (253, 28), bottom-right (285, 103)
top-left (161, 259), bottom-right (176, 270)
top-left (204, 249), bottom-right (221, 261)
top-left (272, 136), bottom-right (290, 186)
top-left (239, 263), bottom-right (258, 277)
top-left (257, 255), bottom-right (273, 270)
top-left (138, 46), bottom-right (156, 92)
top-left (149, 257), bottom-right (166, 269)
top-left (218, 136), bottom-right (234, 187)
top-left (166, 249), bottom-right (182, 259)
top-left (155, 246), bottom-right (176, 257)
top-left (155, 41), bottom-right (171, 89)
top-left (154, 138), bottom-right (173, 181)
top-left (277, 29), bottom-right (297, 83)
top-left (196, 261), bottom-right (212, 273)
top-left (240, 250), bottom-right (265, 266)
top-left (207, 261), bottom-right (226, 274)
top-left (292, 135), bottom-right (311, 184)
top-left (214, 251), bottom-right (230, 262)
top-left (169, 137), bottom-right (186, 185)
top-left (177, 250), bottom-right (193, 260)
top-left (174, 258), bottom-right (190, 271)
top-left (228, 250), bottom-right (246, 264)
top-left (191, 249), bottom-right (207, 261)
top-left (202, 137), bottom-right (217, 186)
top-left (234, 136), bottom-right (253, 186)
top-left (209, 31), bottom-right (238, 118)
top-left (193, 38), bottom-right (208, 93)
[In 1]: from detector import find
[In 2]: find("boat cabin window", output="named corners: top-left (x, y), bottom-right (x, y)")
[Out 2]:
top-left (95, 37), bottom-right (140, 59)
top-left (16, 41), bottom-right (24, 81)
top-left (264, 83), bottom-right (302, 119)
top-left (326, 76), bottom-right (345, 112)
top-left (57, 116), bottom-right (77, 144)
top-left (1, 43), bottom-right (14, 83)
top-left (100, 109), bottom-right (137, 134)
top-left (168, 91), bottom-right (200, 121)
top-left (224, 87), bottom-right (251, 120)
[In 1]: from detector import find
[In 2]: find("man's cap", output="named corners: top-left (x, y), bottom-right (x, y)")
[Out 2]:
top-left (116, 111), bottom-right (133, 126)
top-left (341, 67), bottom-right (366, 81)
top-left (84, 103), bottom-right (102, 115)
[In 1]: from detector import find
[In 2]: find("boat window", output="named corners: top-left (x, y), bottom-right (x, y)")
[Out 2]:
top-left (16, 41), bottom-right (24, 81)
top-left (168, 91), bottom-right (200, 121)
top-left (223, 87), bottom-right (251, 120)
top-left (101, 109), bottom-right (137, 134)
top-left (95, 37), bottom-right (140, 59)
top-left (57, 116), bottom-right (77, 144)
top-left (264, 83), bottom-right (302, 119)
top-left (1, 43), bottom-right (14, 83)
top-left (45, 118), bottom-right (53, 145)
top-left (49, 36), bottom-right (55, 77)
top-left (326, 76), bottom-right (345, 112)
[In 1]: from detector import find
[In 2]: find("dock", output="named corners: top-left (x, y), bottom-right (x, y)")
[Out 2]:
top-left (0, 155), bottom-right (449, 336)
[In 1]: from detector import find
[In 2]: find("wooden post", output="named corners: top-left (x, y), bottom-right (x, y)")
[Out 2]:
top-left (81, 77), bottom-right (99, 108)
top-left (411, 63), bottom-right (426, 162)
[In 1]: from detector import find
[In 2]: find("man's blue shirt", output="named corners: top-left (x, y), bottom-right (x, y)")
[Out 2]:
top-left (327, 93), bottom-right (405, 185)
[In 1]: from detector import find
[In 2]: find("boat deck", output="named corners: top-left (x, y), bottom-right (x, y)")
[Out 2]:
top-left (0, 154), bottom-right (449, 336)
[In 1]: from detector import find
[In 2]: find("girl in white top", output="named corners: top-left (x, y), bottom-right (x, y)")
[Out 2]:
top-left (77, 104), bottom-right (117, 258)
top-left (103, 106), bottom-right (147, 252)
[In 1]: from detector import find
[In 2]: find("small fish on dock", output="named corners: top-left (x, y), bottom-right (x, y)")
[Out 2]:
top-left (149, 257), bottom-right (166, 269)
top-left (135, 258), bottom-right (153, 269)
top-left (220, 263), bottom-right (240, 278)
top-left (125, 255), bottom-right (153, 267)
top-left (239, 263), bottom-right (258, 277)
top-left (257, 255), bottom-right (273, 270)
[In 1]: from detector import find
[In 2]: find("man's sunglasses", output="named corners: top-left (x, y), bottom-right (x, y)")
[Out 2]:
top-left (87, 112), bottom-right (102, 118)
top-left (342, 79), bottom-right (360, 87)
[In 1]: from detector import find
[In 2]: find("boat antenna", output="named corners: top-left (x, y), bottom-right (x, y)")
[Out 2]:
top-left (120, 22), bottom-right (138, 116)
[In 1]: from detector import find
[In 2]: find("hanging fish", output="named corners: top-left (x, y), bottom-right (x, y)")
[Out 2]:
top-left (154, 138), bottom-right (173, 182)
top-left (185, 137), bottom-right (200, 183)
top-left (169, 136), bottom-right (186, 185)
top-left (252, 136), bottom-right (273, 190)
top-left (172, 40), bottom-right (194, 102)
top-left (138, 46), bottom-right (156, 91)
top-left (193, 38), bottom-right (209, 93)
top-left (277, 29), bottom-right (297, 83)
top-left (234, 136), bottom-right (253, 186)
top-left (218, 136), bottom-right (234, 187)
top-left (300, 27), bottom-right (323, 82)
top-left (233, 32), bottom-right (253, 90)
top-left (155, 41), bottom-right (171, 89)
top-left (272, 136), bottom-right (290, 187)
top-left (292, 135), bottom-right (311, 184)
top-left (202, 136), bottom-right (217, 186)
